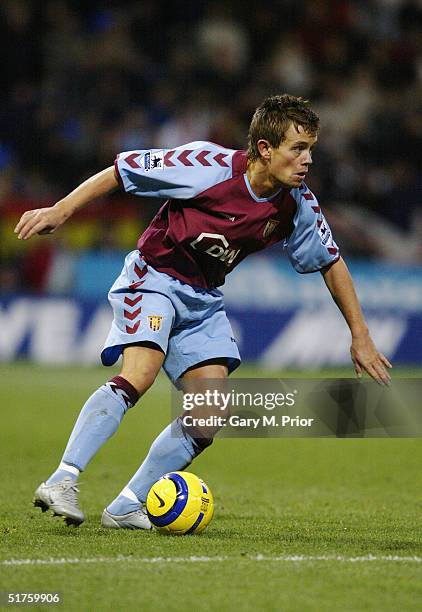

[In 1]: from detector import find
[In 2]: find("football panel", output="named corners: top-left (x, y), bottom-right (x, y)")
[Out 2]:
top-left (191, 480), bottom-right (214, 533)
top-left (147, 472), bottom-right (190, 528)
top-left (146, 479), bottom-right (178, 517)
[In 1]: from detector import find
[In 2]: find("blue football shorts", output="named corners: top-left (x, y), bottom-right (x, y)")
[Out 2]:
top-left (101, 250), bottom-right (241, 383)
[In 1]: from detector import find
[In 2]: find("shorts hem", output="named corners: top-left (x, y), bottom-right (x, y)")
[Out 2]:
top-left (166, 354), bottom-right (241, 384)
top-left (101, 340), bottom-right (167, 366)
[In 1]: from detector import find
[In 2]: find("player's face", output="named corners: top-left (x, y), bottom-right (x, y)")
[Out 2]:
top-left (268, 123), bottom-right (317, 188)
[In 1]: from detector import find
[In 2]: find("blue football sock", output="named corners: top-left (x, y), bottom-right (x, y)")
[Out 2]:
top-left (106, 487), bottom-right (141, 515)
top-left (107, 418), bottom-right (200, 512)
top-left (46, 377), bottom-right (139, 485)
top-left (46, 462), bottom-right (79, 485)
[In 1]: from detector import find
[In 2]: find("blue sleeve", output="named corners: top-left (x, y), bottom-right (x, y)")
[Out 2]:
top-left (284, 185), bottom-right (340, 273)
top-left (115, 141), bottom-right (235, 199)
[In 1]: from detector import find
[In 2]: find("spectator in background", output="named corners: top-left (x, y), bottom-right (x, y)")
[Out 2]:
top-left (1, 0), bottom-right (422, 282)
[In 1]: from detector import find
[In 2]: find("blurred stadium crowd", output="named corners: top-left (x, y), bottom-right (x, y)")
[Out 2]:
top-left (1, 0), bottom-right (421, 295)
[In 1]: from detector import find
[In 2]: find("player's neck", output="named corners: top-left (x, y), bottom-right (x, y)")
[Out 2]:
top-left (246, 159), bottom-right (281, 199)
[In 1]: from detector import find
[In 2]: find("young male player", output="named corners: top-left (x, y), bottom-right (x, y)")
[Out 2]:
top-left (15, 95), bottom-right (392, 529)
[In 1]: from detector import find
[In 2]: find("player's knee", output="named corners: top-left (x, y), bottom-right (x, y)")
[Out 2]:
top-left (119, 366), bottom-right (158, 396)
top-left (210, 367), bottom-right (228, 379)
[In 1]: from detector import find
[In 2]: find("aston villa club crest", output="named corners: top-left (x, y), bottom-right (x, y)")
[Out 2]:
top-left (263, 219), bottom-right (280, 240)
top-left (148, 315), bottom-right (163, 331)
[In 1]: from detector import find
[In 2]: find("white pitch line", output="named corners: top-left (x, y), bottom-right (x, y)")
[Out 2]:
top-left (2, 554), bottom-right (422, 566)
top-left (254, 554), bottom-right (422, 563)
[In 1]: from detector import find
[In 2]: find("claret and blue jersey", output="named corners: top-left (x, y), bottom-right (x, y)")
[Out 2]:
top-left (114, 141), bottom-right (339, 289)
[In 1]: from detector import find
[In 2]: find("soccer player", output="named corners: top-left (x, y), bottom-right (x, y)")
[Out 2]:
top-left (15, 95), bottom-right (392, 529)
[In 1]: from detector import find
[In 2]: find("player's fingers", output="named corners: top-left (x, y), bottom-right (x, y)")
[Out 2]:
top-left (15, 213), bottom-right (40, 239)
top-left (19, 219), bottom-right (49, 240)
top-left (376, 364), bottom-right (391, 385)
top-left (14, 218), bottom-right (25, 234)
top-left (379, 353), bottom-right (393, 369)
top-left (16, 220), bottom-right (38, 240)
top-left (14, 211), bottom-right (35, 235)
top-left (353, 360), bottom-right (362, 379)
top-left (17, 219), bottom-right (38, 240)
top-left (367, 361), bottom-right (390, 386)
top-left (29, 220), bottom-right (55, 239)
top-left (365, 363), bottom-right (383, 385)
top-left (374, 355), bottom-right (392, 383)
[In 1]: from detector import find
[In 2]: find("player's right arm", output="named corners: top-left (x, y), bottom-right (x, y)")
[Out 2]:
top-left (14, 166), bottom-right (119, 240)
top-left (16, 142), bottom-right (234, 240)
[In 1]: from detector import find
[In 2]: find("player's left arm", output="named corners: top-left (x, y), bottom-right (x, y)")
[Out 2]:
top-left (321, 256), bottom-right (392, 385)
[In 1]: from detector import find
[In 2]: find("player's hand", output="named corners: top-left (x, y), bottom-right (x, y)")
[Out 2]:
top-left (350, 333), bottom-right (392, 386)
top-left (14, 205), bottom-right (70, 240)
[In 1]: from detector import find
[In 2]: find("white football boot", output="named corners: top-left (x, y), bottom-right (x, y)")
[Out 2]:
top-left (33, 477), bottom-right (84, 526)
top-left (101, 506), bottom-right (152, 530)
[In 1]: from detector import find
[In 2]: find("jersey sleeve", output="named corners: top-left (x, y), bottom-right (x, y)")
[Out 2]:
top-left (284, 185), bottom-right (340, 273)
top-left (114, 141), bottom-right (235, 200)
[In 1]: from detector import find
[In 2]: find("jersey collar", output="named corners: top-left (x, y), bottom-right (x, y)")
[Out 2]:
top-left (243, 173), bottom-right (283, 203)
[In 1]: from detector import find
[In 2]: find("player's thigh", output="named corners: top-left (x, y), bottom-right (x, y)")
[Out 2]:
top-left (102, 251), bottom-right (176, 368)
top-left (163, 310), bottom-right (240, 383)
top-left (180, 361), bottom-right (228, 402)
top-left (179, 361), bottom-right (229, 439)
top-left (120, 343), bottom-right (165, 395)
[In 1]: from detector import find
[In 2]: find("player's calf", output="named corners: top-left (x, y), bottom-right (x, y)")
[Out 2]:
top-left (33, 366), bottom-right (155, 529)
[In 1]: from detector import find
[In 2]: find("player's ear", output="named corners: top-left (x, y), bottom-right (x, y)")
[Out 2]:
top-left (257, 140), bottom-right (271, 161)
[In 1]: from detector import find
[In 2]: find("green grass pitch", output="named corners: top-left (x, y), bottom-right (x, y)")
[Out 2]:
top-left (1, 363), bottom-right (421, 611)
